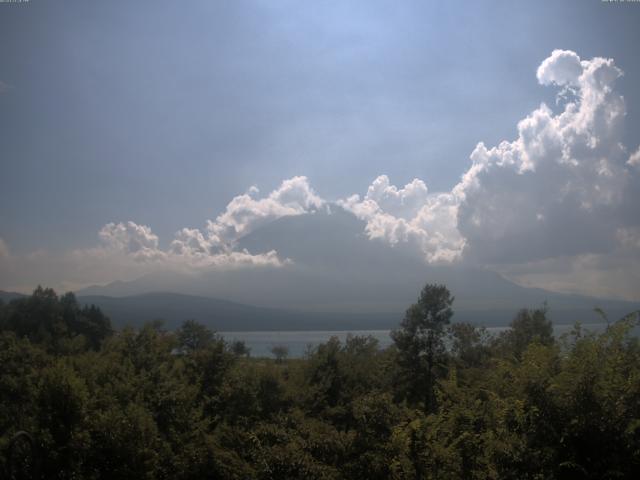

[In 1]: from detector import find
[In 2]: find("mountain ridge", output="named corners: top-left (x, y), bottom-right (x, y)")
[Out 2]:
top-left (2, 287), bottom-right (637, 331)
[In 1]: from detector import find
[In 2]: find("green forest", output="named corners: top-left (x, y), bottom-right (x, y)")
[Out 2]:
top-left (1, 284), bottom-right (639, 479)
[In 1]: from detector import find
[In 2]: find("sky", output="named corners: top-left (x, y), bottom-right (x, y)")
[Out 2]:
top-left (1, 0), bottom-right (640, 301)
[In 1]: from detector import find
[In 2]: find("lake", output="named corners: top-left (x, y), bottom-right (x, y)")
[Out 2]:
top-left (219, 322), bottom-right (611, 358)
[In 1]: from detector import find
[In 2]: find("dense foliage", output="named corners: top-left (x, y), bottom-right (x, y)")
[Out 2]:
top-left (1, 286), bottom-right (639, 479)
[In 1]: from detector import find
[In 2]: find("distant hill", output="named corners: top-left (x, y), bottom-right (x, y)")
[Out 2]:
top-left (3, 287), bottom-right (637, 331)
top-left (77, 291), bottom-right (637, 331)
top-left (0, 290), bottom-right (26, 303)
top-left (77, 292), bottom-right (398, 331)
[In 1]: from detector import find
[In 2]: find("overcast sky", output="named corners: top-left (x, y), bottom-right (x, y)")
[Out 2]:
top-left (1, 0), bottom-right (639, 300)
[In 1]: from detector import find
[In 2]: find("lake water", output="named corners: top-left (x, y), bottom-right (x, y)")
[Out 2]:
top-left (220, 323), bottom-right (611, 358)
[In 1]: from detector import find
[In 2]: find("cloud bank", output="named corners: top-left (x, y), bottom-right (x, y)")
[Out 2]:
top-left (0, 178), bottom-right (324, 292)
top-left (94, 176), bottom-right (325, 271)
top-left (171, 176), bottom-right (324, 258)
top-left (338, 50), bottom-right (639, 298)
top-left (342, 50), bottom-right (637, 261)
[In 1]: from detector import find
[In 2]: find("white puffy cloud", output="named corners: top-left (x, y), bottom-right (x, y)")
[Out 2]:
top-left (0, 178), bottom-right (322, 292)
top-left (167, 226), bottom-right (285, 269)
top-left (98, 221), bottom-right (165, 262)
top-left (206, 176), bottom-right (324, 248)
top-left (170, 228), bottom-right (211, 256)
top-left (536, 49), bottom-right (584, 87)
top-left (92, 178), bottom-right (322, 273)
top-left (92, 220), bottom-right (285, 271)
top-left (338, 175), bottom-right (465, 263)
top-left (168, 175), bottom-right (323, 262)
top-left (93, 177), bottom-right (323, 273)
top-left (338, 50), bottom-right (639, 298)
top-left (364, 175), bottom-right (429, 218)
top-left (457, 50), bottom-right (633, 264)
top-left (629, 146), bottom-right (640, 167)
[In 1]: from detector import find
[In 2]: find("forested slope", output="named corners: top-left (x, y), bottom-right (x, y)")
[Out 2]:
top-left (1, 286), bottom-right (639, 479)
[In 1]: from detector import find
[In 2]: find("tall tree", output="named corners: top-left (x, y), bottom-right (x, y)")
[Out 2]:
top-left (1, 287), bottom-right (111, 351)
top-left (391, 283), bottom-right (454, 413)
top-left (177, 319), bottom-right (214, 352)
top-left (497, 305), bottom-right (553, 359)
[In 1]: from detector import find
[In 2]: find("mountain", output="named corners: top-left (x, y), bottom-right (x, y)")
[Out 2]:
top-left (77, 292), bottom-right (397, 331)
top-left (78, 280), bottom-right (131, 297)
top-left (0, 290), bottom-right (26, 303)
top-left (77, 207), bottom-right (640, 328)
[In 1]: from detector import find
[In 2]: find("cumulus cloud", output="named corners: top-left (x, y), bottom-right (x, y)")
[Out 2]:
top-left (629, 146), bottom-right (640, 167)
top-left (87, 176), bottom-right (323, 274)
top-left (345, 50), bottom-right (636, 263)
top-left (168, 175), bottom-right (323, 262)
top-left (457, 49), bottom-right (633, 264)
top-left (98, 221), bottom-right (165, 262)
top-left (90, 178), bottom-right (323, 273)
top-left (0, 178), bottom-right (323, 291)
top-left (338, 175), bottom-right (465, 263)
top-left (338, 50), bottom-right (639, 298)
top-left (204, 175), bottom-right (324, 249)
top-left (536, 49), bottom-right (584, 87)
top-left (93, 221), bottom-right (285, 270)
top-left (364, 175), bottom-right (429, 218)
